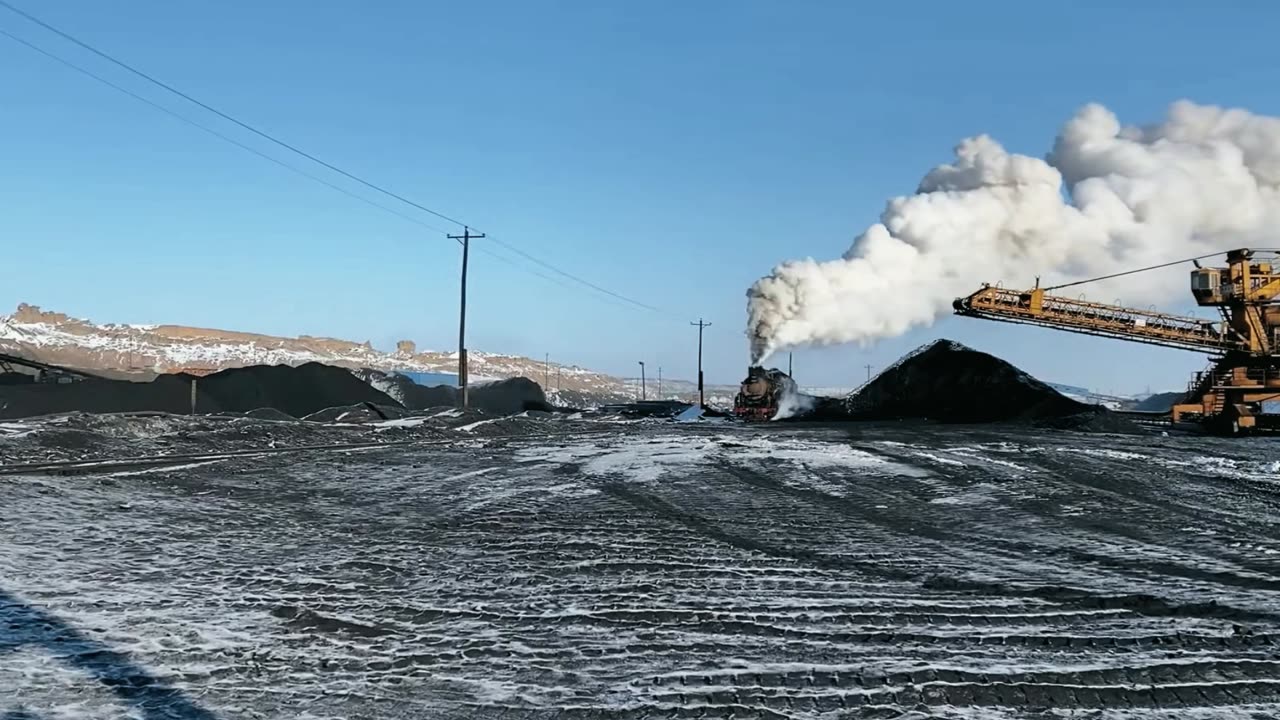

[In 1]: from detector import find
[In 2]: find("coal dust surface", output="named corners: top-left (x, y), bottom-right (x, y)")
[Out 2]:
top-left (5, 415), bottom-right (1280, 719)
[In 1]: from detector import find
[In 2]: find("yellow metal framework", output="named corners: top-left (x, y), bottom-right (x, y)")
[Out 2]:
top-left (953, 249), bottom-right (1280, 434)
top-left (952, 286), bottom-right (1235, 353)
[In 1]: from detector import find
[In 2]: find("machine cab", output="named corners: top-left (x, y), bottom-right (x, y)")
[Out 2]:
top-left (1191, 268), bottom-right (1227, 305)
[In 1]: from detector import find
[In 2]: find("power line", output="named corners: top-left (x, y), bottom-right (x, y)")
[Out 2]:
top-left (0, 0), bottom-right (672, 316)
top-left (0, 0), bottom-right (469, 230)
top-left (0, 26), bottom-right (454, 237)
top-left (1044, 251), bottom-right (1236, 291)
top-left (471, 244), bottom-right (651, 314)
top-left (486, 235), bottom-right (670, 314)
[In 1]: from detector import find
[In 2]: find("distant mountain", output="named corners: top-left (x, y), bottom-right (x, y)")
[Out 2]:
top-left (0, 303), bottom-right (700, 405)
top-left (1132, 391), bottom-right (1185, 412)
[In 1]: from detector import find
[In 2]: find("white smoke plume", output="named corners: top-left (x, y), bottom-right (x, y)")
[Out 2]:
top-left (771, 386), bottom-right (818, 421)
top-left (747, 100), bottom-right (1280, 363)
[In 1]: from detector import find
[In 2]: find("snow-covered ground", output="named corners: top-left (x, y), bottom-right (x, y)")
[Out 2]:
top-left (4, 418), bottom-right (1280, 718)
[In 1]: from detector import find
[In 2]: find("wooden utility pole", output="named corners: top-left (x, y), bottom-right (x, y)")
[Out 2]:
top-left (638, 361), bottom-right (646, 401)
top-left (690, 319), bottom-right (711, 407)
top-left (448, 226), bottom-right (484, 408)
top-left (788, 352), bottom-right (793, 377)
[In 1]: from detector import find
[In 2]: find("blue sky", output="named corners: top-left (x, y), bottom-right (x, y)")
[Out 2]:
top-left (0, 0), bottom-right (1274, 392)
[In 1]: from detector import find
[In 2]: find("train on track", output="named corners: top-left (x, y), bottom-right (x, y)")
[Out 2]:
top-left (733, 366), bottom-right (796, 421)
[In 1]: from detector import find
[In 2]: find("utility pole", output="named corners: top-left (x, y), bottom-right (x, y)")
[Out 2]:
top-left (690, 319), bottom-right (711, 407)
top-left (638, 361), bottom-right (647, 401)
top-left (447, 226), bottom-right (484, 408)
top-left (865, 364), bottom-right (873, 382)
top-left (788, 352), bottom-right (793, 377)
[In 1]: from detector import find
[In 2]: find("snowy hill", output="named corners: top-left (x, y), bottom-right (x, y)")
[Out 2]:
top-left (0, 304), bottom-right (646, 402)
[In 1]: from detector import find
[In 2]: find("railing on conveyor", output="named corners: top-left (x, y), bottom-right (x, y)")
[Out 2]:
top-left (954, 286), bottom-right (1236, 354)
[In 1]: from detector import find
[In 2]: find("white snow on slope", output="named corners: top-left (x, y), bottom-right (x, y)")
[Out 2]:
top-left (0, 305), bottom-right (650, 400)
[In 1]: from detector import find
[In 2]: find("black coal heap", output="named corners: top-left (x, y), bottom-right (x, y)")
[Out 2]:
top-left (840, 339), bottom-right (1099, 423)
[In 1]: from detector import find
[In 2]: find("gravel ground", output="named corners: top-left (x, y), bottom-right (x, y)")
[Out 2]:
top-left (4, 417), bottom-right (1280, 718)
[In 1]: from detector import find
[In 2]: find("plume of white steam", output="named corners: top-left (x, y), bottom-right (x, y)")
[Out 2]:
top-left (747, 100), bottom-right (1280, 363)
top-left (771, 386), bottom-right (818, 421)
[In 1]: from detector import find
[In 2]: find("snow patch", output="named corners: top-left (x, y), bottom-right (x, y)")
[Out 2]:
top-left (104, 459), bottom-right (229, 477)
top-left (674, 405), bottom-right (704, 422)
top-left (515, 434), bottom-right (924, 483)
top-left (374, 416), bottom-right (430, 429)
top-left (456, 418), bottom-right (499, 432)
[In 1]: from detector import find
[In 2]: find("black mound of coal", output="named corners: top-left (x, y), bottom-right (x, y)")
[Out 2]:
top-left (191, 363), bottom-right (398, 418)
top-left (239, 407), bottom-right (297, 422)
top-left (302, 403), bottom-right (409, 424)
top-left (398, 383), bottom-right (459, 410)
top-left (596, 400), bottom-right (693, 418)
top-left (0, 362), bottom-right (399, 420)
top-left (472, 378), bottom-right (554, 414)
top-left (1034, 410), bottom-right (1147, 435)
top-left (1134, 391), bottom-right (1184, 412)
top-left (0, 375), bottom-right (192, 419)
top-left (843, 339), bottom-right (1093, 423)
top-left (364, 371), bottom-right (553, 415)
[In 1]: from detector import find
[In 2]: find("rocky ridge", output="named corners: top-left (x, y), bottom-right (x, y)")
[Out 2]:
top-left (0, 304), bottom-right (717, 404)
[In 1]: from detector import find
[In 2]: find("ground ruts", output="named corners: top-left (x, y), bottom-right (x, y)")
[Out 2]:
top-left (3, 420), bottom-right (1279, 718)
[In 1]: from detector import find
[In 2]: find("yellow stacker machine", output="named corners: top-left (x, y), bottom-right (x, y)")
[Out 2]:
top-left (953, 248), bottom-right (1280, 435)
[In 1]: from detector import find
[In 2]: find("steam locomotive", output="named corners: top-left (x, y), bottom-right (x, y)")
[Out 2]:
top-left (733, 366), bottom-right (797, 421)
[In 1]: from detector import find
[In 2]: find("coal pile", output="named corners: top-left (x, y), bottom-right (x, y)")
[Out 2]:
top-left (0, 374), bottom-right (194, 419)
top-left (471, 378), bottom-right (554, 414)
top-left (1033, 410), bottom-right (1147, 435)
top-left (595, 400), bottom-right (694, 419)
top-left (302, 403), bottom-right (409, 424)
top-left (0, 362), bottom-right (398, 420)
top-left (841, 339), bottom-right (1100, 423)
top-left (1134, 391), bottom-right (1184, 412)
top-left (357, 370), bottom-right (553, 415)
top-left (196, 363), bottom-right (399, 417)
